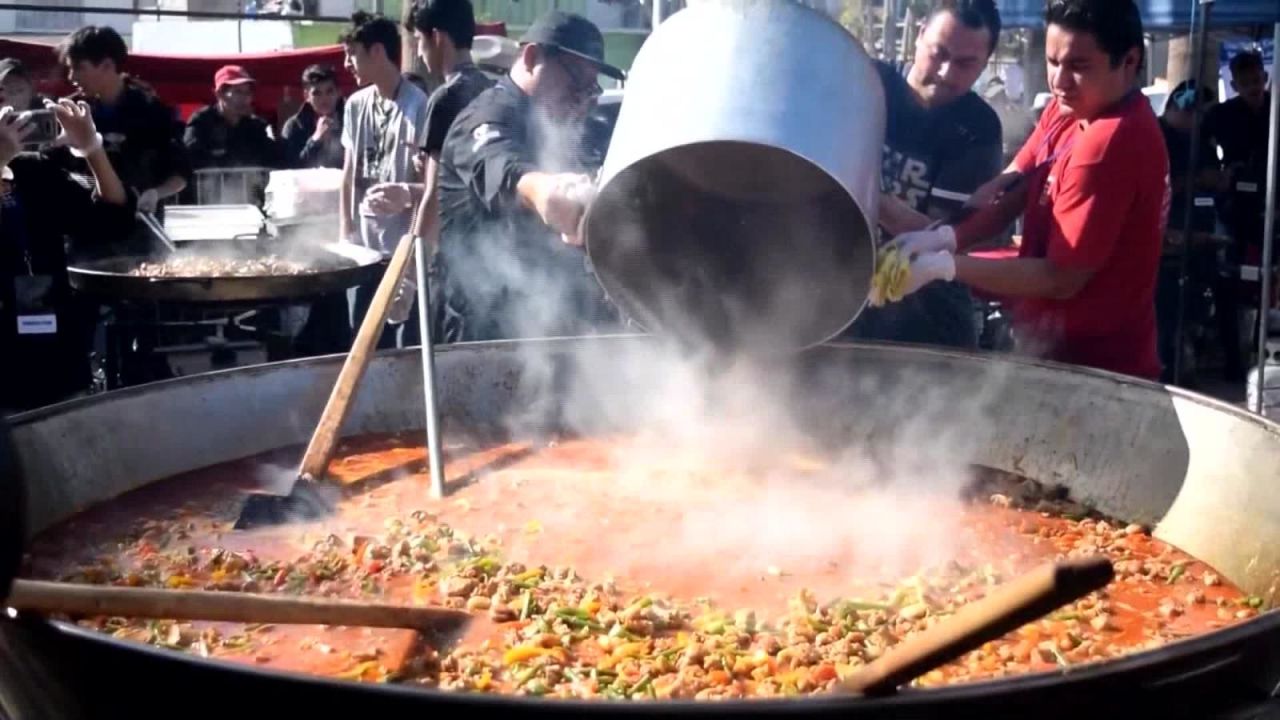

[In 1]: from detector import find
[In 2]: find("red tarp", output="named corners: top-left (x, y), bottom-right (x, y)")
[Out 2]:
top-left (0, 20), bottom-right (507, 126)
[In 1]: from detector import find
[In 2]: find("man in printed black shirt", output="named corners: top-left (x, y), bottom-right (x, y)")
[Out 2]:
top-left (434, 11), bottom-right (624, 341)
top-left (394, 0), bottom-right (496, 338)
top-left (1205, 51), bottom-right (1272, 197)
top-left (57, 26), bottom-right (188, 220)
top-left (843, 0), bottom-right (1003, 349)
top-left (1205, 50), bottom-right (1272, 268)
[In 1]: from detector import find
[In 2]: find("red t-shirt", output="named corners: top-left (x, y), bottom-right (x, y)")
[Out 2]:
top-left (1010, 93), bottom-right (1170, 380)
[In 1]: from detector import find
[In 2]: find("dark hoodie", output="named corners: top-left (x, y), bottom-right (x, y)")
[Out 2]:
top-left (280, 100), bottom-right (345, 169)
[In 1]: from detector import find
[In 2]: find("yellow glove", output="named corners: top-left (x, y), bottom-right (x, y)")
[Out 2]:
top-left (869, 245), bottom-right (911, 307)
top-left (868, 245), bottom-right (956, 308)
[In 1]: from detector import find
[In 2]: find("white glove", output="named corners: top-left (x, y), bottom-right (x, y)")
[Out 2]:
top-left (536, 173), bottom-right (596, 246)
top-left (137, 188), bottom-right (160, 213)
top-left (891, 224), bottom-right (957, 258)
top-left (869, 248), bottom-right (956, 307)
top-left (904, 251), bottom-right (956, 296)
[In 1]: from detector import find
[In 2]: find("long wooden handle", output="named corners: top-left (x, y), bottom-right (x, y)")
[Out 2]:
top-left (298, 232), bottom-right (417, 483)
top-left (840, 556), bottom-right (1114, 696)
top-left (6, 579), bottom-right (470, 632)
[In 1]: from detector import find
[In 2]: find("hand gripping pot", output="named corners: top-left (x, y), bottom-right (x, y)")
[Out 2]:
top-left (583, 0), bottom-right (884, 354)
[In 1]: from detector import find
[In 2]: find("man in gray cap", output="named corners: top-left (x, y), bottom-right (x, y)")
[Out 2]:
top-left (0, 59), bottom-right (46, 112)
top-left (431, 10), bottom-right (625, 342)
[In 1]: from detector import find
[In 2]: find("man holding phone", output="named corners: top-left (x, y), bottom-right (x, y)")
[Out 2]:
top-left (1, 99), bottom-right (134, 412)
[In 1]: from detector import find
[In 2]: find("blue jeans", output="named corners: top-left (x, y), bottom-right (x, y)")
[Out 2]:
top-left (843, 280), bottom-right (980, 349)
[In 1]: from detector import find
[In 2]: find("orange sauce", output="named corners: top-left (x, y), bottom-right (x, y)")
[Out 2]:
top-left (23, 434), bottom-right (1257, 696)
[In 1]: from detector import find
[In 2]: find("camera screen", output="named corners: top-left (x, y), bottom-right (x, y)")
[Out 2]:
top-left (19, 110), bottom-right (58, 149)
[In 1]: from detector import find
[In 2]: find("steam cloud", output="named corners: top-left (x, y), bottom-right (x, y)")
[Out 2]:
top-left (439, 100), bottom-right (1021, 599)
top-left (232, 91), bottom-right (1018, 606)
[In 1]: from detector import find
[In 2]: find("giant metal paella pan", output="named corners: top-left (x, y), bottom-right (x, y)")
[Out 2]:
top-left (3, 337), bottom-right (1280, 718)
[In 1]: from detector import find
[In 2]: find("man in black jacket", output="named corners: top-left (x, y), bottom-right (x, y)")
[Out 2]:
top-left (434, 11), bottom-right (623, 341)
top-left (58, 25), bottom-right (188, 217)
top-left (184, 65), bottom-right (282, 205)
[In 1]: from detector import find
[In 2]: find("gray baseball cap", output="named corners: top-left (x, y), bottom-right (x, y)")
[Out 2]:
top-left (0, 58), bottom-right (30, 83)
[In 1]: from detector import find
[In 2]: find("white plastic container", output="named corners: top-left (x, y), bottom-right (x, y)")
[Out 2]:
top-left (1247, 337), bottom-right (1280, 419)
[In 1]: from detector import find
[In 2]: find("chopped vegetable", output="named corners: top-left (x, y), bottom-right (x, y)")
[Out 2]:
top-left (503, 645), bottom-right (567, 665)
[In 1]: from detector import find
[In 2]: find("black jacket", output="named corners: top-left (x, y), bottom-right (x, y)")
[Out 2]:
top-left (0, 153), bottom-right (136, 412)
top-left (183, 105), bottom-right (282, 170)
top-left (57, 78), bottom-right (190, 199)
top-left (280, 101), bottom-right (345, 169)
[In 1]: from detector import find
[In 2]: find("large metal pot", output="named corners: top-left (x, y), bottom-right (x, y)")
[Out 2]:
top-left (5, 339), bottom-right (1280, 718)
top-left (583, 0), bottom-right (884, 353)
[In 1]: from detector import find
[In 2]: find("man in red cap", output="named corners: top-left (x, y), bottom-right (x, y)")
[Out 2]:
top-left (183, 64), bottom-right (281, 180)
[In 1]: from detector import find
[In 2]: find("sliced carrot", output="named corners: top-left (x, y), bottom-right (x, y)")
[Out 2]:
top-left (811, 663), bottom-right (838, 683)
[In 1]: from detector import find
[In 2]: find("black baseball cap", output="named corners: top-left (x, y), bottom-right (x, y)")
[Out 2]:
top-left (0, 58), bottom-right (30, 83)
top-left (520, 10), bottom-right (625, 81)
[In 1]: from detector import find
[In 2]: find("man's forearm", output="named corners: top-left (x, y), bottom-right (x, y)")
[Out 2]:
top-left (954, 256), bottom-right (1091, 300)
top-left (153, 174), bottom-right (186, 199)
top-left (516, 171), bottom-right (552, 211)
top-left (879, 193), bottom-right (933, 236)
top-left (85, 148), bottom-right (128, 206)
top-left (401, 182), bottom-right (425, 204)
top-left (339, 151), bottom-right (354, 239)
top-left (410, 154), bottom-right (441, 242)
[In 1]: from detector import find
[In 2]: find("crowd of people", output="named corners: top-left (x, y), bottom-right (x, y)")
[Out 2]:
top-left (0, 0), bottom-right (1274, 415)
top-left (1144, 49), bottom-right (1274, 385)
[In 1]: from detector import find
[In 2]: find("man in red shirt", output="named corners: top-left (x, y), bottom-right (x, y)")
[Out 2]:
top-left (882, 0), bottom-right (1169, 381)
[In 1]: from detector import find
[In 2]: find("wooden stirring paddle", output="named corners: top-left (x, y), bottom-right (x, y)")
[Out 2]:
top-left (5, 579), bottom-right (471, 632)
top-left (235, 232), bottom-right (418, 530)
top-left (840, 556), bottom-right (1115, 696)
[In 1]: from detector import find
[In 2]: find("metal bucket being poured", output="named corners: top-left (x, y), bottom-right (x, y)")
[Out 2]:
top-left (583, 0), bottom-right (884, 354)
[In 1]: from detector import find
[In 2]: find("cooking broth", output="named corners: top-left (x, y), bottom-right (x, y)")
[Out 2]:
top-left (22, 433), bottom-right (1256, 699)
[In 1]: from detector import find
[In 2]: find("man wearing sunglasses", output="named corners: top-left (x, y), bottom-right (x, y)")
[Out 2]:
top-left (433, 10), bottom-right (625, 342)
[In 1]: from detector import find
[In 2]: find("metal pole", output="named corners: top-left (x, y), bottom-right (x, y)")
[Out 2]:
top-left (413, 238), bottom-right (446, 499)
top-left (881, 0), bottom-right (897, 63)
top-left (901, 6), bottom-right (914, 65)
top-left (651, 0), bottom-right (662, 32)
top-left (0, 2), bottom-right (353, 23)
top-left (1252, 22), bottom-right (1280, 414)
top-left (1173, 0), bottom-right (1213, 386)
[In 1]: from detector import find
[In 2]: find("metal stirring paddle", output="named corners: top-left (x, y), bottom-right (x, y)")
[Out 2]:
top-left (412, 235), bottom-right (446, 499)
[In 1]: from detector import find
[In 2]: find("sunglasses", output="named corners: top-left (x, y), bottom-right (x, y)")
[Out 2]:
top-left (551, 51), bottom-right (601, 99)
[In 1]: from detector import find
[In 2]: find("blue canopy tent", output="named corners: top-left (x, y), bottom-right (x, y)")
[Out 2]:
top-left (997, 0), bottom-right (1280, 28)
top-left (999, 1), bottom-right (1278, 405)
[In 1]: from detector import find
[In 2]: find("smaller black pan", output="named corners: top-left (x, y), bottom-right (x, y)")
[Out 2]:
top-left (68, 241), bottom-right (387, 305)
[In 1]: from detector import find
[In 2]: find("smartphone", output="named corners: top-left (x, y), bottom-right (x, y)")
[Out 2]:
top-left (17, 109), bottom-right (58, 150)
